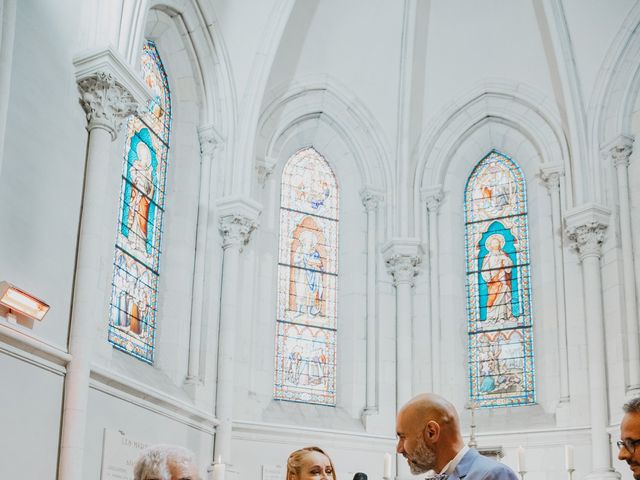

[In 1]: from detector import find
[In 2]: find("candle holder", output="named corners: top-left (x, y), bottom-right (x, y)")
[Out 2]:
top-left (206, 458), bottom-right (226, 480)
top-left (465, 401), bottom-right (478, 449)
top-left (382, 452), bottom-right (392, 480)
top-left (518, 470), bottom-right (526, 480)
top-left (567, 468), bottom-right (575, 480)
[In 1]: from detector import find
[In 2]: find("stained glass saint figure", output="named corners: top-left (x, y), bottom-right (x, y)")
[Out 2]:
top-left (464, 150), bottom-right (534, 408)
top-left (108, 40), bottom-right (171, 363)
top-left (274, 148), bottom-right (338, 405)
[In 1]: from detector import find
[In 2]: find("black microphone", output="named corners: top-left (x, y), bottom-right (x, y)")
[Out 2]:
top-left (353, 473), bottom-right (368, 480)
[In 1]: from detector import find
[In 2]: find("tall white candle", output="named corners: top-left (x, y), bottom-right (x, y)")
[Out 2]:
top-left (383, 452), bottom-right (392, 478)
top-left (565, 445), bottom-right (574, 471)
top-left (213, 456), bottom-right (225, 480)
top-left (517, 446), bottom-right (526, 473)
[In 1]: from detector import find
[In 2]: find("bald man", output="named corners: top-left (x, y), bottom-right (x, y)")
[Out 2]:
top-left (396, 393), bottom-right (517, 479)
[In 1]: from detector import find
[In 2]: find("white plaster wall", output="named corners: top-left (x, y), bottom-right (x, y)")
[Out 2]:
top-left (0, 0), bottom-right (86, 347)
top-left (421, 1), bottom-right (558, 135)
top-left (83, 387), bottom-right (214, 479)
top-left (264, 0), bottom-right (403, 144)
top-left (208, 0), bottom-right (280, 101)
top-left (0, 351), bottom-right (64, 479)
top-left (564, 0), bottom-right (636, 104)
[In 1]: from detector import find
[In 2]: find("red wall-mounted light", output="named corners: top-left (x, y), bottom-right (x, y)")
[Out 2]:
top-left (0, 281), bottom-right (49, 321)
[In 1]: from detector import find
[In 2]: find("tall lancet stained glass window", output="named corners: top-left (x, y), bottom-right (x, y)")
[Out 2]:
top-left (108, 40), bottom-right (171, 363)
top-left (274, 147), bottom-right (339, 405)
top-left (464, 150), bottom-right (535, 408)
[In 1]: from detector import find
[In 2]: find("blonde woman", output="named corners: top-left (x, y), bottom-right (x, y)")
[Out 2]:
top-left (286, 446), bottom-right (336, 480)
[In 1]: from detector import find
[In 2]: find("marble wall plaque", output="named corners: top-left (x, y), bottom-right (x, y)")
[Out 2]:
top-left (101, 429), bottom-right (151, 480)
top-left (262, 464), bottom-right (284, 480)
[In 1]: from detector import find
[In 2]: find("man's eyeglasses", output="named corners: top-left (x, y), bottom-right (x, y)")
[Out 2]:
top-left (617, 438), bottom-right (640, 453)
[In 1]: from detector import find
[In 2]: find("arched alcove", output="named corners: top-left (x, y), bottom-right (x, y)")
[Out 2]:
top-left (413, 82), bottom-right (575, 429)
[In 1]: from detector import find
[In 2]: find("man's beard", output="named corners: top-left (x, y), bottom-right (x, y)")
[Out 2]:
top-left (407, 437), bottom-right (437, 475)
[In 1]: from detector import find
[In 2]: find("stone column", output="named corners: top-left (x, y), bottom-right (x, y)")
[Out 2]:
top-left (186, 126), bottom-right (221, 387)
top-left (608, 135), bottom-right (640, 395)
top-left (424, 188), bottom-right (443, 393)
top-left (58, 72), bottom-right (139, 480)
top-left (539, 165), bottom-right (570, 403)
top-left (0, 0), bottom-right (16, 175)
top-left (361, 188), bottom-right (382, 416)
top-left (565, 205), bottom-right (620, 480)
top-left (383, 238), bottom-right (422, 480)
top-left (210, 199), bottom-right (259, 474)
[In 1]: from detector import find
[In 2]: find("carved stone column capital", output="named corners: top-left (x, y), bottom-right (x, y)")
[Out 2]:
top-left (198, 125), bottom-right (223, 160)
top-left (219, 214), bottom-right (258, 250)
top-left (539, 164), bottom-right (563, 193)
top-left (422, 187), bottom-right (444, 213)
top-left (565, 204), bottom-right (610, 261)
top-left (360, 188), bottom-right (383, 212)
top-left (566, 223), bottom-right (607, 259)
top-left (216, 196), bottom-right (261, 250)
top-left (256, 163), bottom-right (275, 186)
top-left (608, 135), bottom-right (634, 169)
top-left (77, 71), bottom-right (139, 140)
top-left (382, 238), bottom-right (423, 287)
top-left (384, 254), bottom-right (421, 286)
top-left (255, 155), bottom-right (278, 187)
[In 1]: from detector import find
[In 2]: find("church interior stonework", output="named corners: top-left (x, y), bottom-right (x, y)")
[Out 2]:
top-left (3, 1), bottom-right (640, 479)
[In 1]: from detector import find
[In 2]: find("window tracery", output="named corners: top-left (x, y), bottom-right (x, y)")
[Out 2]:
top-left (464, 150), bottom-right (535, 407)
top-left (274, 147), bottom-right (339, 405)
top-left (108, 41), bottom-right (171, 363)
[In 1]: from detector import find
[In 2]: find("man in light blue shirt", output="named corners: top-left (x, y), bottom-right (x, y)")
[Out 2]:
top-left (396, 393), bottom-right (518, 479)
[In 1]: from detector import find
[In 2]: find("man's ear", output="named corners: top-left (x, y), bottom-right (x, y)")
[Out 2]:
top-left (424, 420), bottom-right (441, 443)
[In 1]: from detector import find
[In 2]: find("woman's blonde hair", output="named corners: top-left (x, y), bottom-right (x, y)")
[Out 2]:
top-left (286, 446), bottom-right (337, 480)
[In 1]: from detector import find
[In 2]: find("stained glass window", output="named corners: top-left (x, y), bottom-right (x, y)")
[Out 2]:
top-left (108, 40), bottom-right (171, 363)
top-left (274, 147), bottom-right (339, 405)
top-left (464, 150), bottom-right (535, 408)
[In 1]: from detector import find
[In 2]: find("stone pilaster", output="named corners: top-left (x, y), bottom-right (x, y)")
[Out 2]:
top-left (539, 165), bottom-right (570, 404)
top-left (607, 135), bottom-right (640, 395)
top-left (360, 188), bottom-right (383, 417)
top-left (212, 197), bottom-right (260, 470)
top-left (422, 187), bottom-right (443, 393)
top-left (565, 205), bottom-right (619, 480)
top-left (186, 125), bottom-right (224, 387)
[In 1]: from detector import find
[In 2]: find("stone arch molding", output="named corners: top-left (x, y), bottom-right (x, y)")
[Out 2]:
top-left (590, 2), bottom-right (640, 149)
top-left (414, 81), bottom-right (572, 211)
top-left (119, 0), bottom-right (236, 135)
top-left (256, 77), bottom-right (393, 202)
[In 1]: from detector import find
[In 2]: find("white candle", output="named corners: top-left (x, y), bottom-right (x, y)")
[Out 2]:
top-left (383, 452), bottom-right (392, 478)
top-left (565, 445), bottom-right (574, 471)
top-left (213, 456), bottom-right (225, 480)
top-left (517, 446), bottom-right (526, 473)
